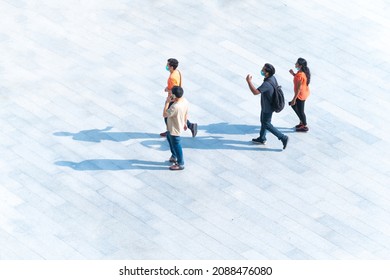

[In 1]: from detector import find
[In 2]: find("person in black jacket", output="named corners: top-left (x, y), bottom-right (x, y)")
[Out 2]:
top-left (246, 63), bottom-right (289, 149)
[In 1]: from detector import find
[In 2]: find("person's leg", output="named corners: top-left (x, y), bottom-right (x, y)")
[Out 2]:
top-left (187, 119), bottom-right (198, 137)
top-left (262, 112), bottom-right (289, 149)
top-left (169, 135), bottom-right (184, 170)
top-left (161, 102), bottom-right (175, 137)
top-left (258, 111), bottom-right (267, 142)
top-left (262, 112), bottom-right (284, 139)
top-left (173, 136), bottom-right (184, 166)
top-left (295, 99), bottom-right (308, 132)
top-left (166, 131), bottom-right (177, 161)
top-left (253, 111), bottom-right (267, 144)
top-left (291, 103), bottom-right (302, 126)
top-left (160, 117), bottom-right (168, 136)
top-left (296, 99), bottom-right (307, 126)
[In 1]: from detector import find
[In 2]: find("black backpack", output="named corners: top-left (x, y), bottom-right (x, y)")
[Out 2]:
top-left (267, 80), bottom-right (285, 113)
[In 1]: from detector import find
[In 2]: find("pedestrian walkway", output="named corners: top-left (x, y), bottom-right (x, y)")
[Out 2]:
top-left (0, 0), bottom-right (389, 259)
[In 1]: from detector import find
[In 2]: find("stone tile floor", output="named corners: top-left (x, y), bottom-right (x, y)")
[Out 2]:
top-left (0, 0), bottom-right (389, 259)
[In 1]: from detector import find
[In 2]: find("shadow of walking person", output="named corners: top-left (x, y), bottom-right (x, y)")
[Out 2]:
top-left (141, 136), bottom-right (282, 152)
top-left (55, 159), bottom-right (169, 171)
top-left (199, 122), bottom-right (259, 135)
top-left (54, 126), bottom-right (160, 142)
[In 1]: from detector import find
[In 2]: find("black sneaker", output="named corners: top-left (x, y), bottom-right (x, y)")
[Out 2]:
top-left (281, 136), bottom-right (289, 149)
top-left (190, 123), bottom-right (198, 137)
top-left (252, 137), bottom-right (267, 145)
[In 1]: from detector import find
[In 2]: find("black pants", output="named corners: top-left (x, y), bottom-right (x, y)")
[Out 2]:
top-left (292, 99), bottom-right (307, 125)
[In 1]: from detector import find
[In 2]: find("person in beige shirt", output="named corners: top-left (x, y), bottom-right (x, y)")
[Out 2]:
top-left (163, 86), bottom-right (189, 170)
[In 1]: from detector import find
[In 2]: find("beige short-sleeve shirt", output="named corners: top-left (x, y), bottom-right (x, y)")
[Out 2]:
top-left (167, 98), bottom-right (189, 136)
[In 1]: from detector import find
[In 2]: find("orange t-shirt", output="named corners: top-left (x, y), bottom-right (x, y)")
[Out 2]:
top-left (167, 70), bottom-right (182, 90)
top-left (294, 72), bottom-right (310, 100)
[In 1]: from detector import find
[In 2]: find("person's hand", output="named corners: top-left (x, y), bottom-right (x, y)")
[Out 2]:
top-left (289, 69), bottom-right (295, 76)
top-left (184, 124), bottom-right (188, 131)
top-left (164, 87), bottom-right (168, 92)
top-left (166, 96), bottom-right (172, 103)
top-left (289, 99), bottom-right (296, 106)
top-left (246, 74), bottom-right (252, 83)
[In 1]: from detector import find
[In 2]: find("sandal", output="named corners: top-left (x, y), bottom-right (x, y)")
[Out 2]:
top-left (169, 156), bottom-right (177, 163)
top-left (169, 164), bottom-right (184, 171)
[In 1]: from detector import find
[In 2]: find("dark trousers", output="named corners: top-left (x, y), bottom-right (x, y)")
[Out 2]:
top-left (291, 99), bottom-right (307, 125)
top-left (259, 111), bottom-right (285, 141)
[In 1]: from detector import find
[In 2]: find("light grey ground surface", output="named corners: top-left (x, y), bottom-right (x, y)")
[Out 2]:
top-left (1, 0), bottom-right (390, 259)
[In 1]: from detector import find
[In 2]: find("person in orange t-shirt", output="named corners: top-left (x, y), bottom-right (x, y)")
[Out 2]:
top-left (160, 58), bottom-right (198, 138)
top-left (289, 57), bottom-right (311, 132)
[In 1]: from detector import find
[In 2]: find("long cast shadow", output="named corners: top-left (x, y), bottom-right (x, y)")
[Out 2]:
top-left (199, 122), bottom-right (259, 135)
top-left (199, 122), bottom-right (295, 135)
top-left (55, 159), bottom-right (168, 171)
top-left (142, 136), bottom-right (282, 152)
top-left (54, 124), bottom-right (285, 158)
top-left (54, 126), bottom-right (159, 143)
top-left (274, 127), bottom-right (296, 134)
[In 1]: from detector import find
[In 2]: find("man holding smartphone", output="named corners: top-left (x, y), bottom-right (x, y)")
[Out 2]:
top-left (163, 86), bottom-right (189, 171)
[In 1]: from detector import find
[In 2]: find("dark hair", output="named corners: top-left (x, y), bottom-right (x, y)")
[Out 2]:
top-left (167, 58), bottom-right (179, 70)
top-left (171, 86), bottom-right (184, 98)
top-left (296, 58), bottom-right (310, 85)
top-left (263, 63), bottom-right (275, 77)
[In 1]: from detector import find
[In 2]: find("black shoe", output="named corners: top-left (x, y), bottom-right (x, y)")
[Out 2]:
top-left (281, 136), bottom-right (289, 149)
top-left (252, 137), bottom-right (267, 145)
top-left (160, 131), bottom-right (167, 137)
top-left (190, 123), bottom-right (198, 137)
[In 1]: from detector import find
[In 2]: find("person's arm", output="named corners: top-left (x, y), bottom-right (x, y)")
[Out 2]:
top-left (246, 74), bottom-right (260, 95)
top-left (165, 87), bottom-right (173, 96)
top-left (290, 80), bottom-right (301, 106)
top-left (184, 111), bottom-right (188, 130)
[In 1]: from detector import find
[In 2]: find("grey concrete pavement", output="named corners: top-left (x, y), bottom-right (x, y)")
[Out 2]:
top-left (0, 0), bottom-right (389, 259)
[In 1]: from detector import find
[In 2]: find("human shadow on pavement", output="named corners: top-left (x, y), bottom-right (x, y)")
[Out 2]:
top-left (199, 122), bottom-right (294, 135)
top-left (54, 126), bottom-right (159, 142)
top-left (55, 159), bottom-right (168, 171)
top-left (274, 127), bottom-right (296, 133)
top-left (142, 136), bottom-right (282, 152)
top-left (199, 123), bottom-right (259, 135)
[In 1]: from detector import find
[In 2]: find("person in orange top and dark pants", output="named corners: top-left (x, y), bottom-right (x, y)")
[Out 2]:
top-left (160, 58), bottom-right (198, 138)
top-left (289, 57), bottom-right (311, 132)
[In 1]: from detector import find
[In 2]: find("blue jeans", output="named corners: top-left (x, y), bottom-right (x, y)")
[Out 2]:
top-left (167, 131), bottom-right (184, 166)
top-left (259, 111), bottom-right (285, 141)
